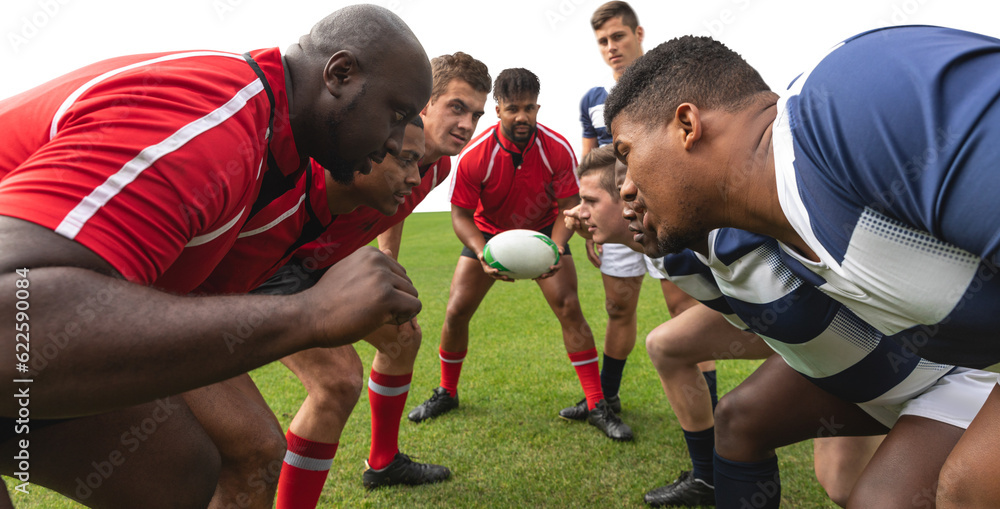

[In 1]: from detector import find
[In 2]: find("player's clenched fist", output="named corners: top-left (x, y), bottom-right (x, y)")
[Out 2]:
top-left (300, 246), bottom-right (422, 347)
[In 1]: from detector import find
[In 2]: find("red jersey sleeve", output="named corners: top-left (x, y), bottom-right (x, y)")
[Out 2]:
top-left (449, 131), bottom-right (491, 211)
top-left (0, 55), bottom-right (270, 285)
top-left (545, 127), bottom-right (580, 200)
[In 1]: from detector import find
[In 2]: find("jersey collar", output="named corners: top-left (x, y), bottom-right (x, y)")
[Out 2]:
top-left (493, 121), bottom-right (537, 169)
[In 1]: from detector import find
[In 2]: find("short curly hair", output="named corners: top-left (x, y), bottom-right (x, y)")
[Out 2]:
top-left (605, 36), bottom-right (771, 130)
top-left (430, 52), bottom-right (491, 102)
top-left (493, 68), bottom-right (540, 103)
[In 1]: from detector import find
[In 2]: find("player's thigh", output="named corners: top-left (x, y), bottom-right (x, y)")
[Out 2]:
top-left (647, 303), bottom-right (771, 363)
top-left (715, 355), bottom-right (888, 459)
top-left (659, 278), bottom-right (698, 317)
top-left (280, 345), bottom-right (363, 395)
top-left (849, 415), bottom-right (963, 508)
top-left (536, 255), bottom-right (582, 306)
top-left (937, 384), bottom-right (1000, 508)
top-left (813, 435), bottom-right (883, 505)
top-left (446, 255), bottom-right (495, 317)
top-left (181, 375), bottom-right (284, 465)
top-left (601, 273), bottom-right (644, 316)
top-left (1, 400), bottom-right (219, 508)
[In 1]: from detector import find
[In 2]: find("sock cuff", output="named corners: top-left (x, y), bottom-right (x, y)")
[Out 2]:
top-left (602, 353), bottom-right (627, 364)
top-left (568, 347), bottom-right (599, 365)
top-left (714, 452), bottom-right (779, 481)
top-left (369, 370), bottom-right (413, 391)
top-left (439, 348), bottom-right (467, 362)
top-left (682, 426), bottom-right (715, 440)
top-left (285, 430), bottom-right (339, 460)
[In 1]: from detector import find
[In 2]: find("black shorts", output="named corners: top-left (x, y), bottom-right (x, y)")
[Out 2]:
top-left (460, 223), bottom-right (571, 259)
top-left (251, 258), bottom-right (328, 296)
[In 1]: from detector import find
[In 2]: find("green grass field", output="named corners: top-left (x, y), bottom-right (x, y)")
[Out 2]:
top-left (4, 211), bottom-right (836, 508)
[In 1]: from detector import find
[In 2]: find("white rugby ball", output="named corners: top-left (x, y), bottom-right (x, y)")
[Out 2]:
top-left (483, 229), bottom-right (560, 280)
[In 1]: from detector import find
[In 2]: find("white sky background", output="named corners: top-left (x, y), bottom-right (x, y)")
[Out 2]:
top-left (4, 0), bottom-right (999, 213)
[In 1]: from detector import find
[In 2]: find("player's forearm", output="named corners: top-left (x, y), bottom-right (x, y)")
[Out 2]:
top-left (1, 267), bottom-right (312, 418)
top-left (552, 197), bottom-right (580, 247)
top-left (451, 205), bottom-right (485, 255)
top-left (376, 221), bottom-right (405, 260)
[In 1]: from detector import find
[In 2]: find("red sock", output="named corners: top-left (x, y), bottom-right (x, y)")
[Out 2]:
top-left (569, 348), bottom-right (604, 410)
top-left (439, 348), bottom-right (466, 398)
top-left (367, 370), bottom-right (412, 470)
top-left (276, 431), bottom-right (338, 509)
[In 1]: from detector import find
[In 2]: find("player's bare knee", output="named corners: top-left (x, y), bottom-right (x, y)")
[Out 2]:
top-left (391, 328), bottom-right (423, 363)
top-left (445, 299), bottom-right (477, 324)
top-left (817, 475), bottom-right (851, 508)
top-left (551, 295), bottom-right (584, 321)
top-left (714, 392), bottom-right (761, 456)
top-left (232, 419), bottom-right (286, 495)
top-left (645, 330), bottom-right (674, 368)
top-left (604, 295), bottom-right (637, 321)
top-left (645, 328), bottom-right (689, 366)
top-left (936, 456), bottom-right (975, 508)
top-left (315, 364), bottom-right (364, 409)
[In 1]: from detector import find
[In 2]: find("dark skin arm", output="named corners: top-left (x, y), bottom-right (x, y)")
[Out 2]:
top-left (376, 221), bottom-right (405, 260)
top-left (0, 217), bottom-right (420, 418)
top-left (451, 204), bottom-right (512, 282)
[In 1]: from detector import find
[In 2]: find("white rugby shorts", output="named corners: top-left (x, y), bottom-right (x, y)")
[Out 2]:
top-left (858, 368), bottom-right (998, 429)
top-left (599, 243), bottom-right (666, 279)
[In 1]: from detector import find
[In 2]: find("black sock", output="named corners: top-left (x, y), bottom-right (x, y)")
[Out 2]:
top-left (714, 452), bottom-right (780, 509)
top-left (600, 353), bottom-right (627, 399)
top-left (682, 427), bottom-right (715, 485)
top-left (702, 370), bottom-right (718, 411)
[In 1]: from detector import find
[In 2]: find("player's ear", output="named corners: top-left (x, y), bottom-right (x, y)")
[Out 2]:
top-left (324, 50), bottom-right (358, 98)
top-left (635, 26), bottom-right (645, 44)
top-left (496, 104), bottom-right (501, 118)
top-left (675, 103), bottom-right (702, 149)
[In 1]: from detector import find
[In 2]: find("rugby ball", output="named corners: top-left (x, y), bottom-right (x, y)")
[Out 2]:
top-left (483, 229), bottom-right (560, 280)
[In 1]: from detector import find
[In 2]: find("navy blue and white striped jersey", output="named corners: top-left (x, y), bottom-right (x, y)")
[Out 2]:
top-left (579, 84), bottom-right (613, 146)
top-left (699, 229), bottom-right (957, 406)
top-left (772, 25), bottom-right (1000, 369)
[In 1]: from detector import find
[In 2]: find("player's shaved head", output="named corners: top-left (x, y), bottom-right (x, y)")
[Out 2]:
top-left (301, 4), bottom-right (426, 69)
top-left (284, 4), bottom-right (432, 187)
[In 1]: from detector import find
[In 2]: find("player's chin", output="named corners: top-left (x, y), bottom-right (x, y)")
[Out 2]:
top-left (378, 202), bottom-right (401, 216)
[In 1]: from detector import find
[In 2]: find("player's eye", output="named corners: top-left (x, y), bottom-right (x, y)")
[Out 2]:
top-left (394, 111), bottom-right (406, 123)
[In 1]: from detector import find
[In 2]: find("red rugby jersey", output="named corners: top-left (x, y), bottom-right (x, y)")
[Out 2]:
top-left (196, 160), bottom-right (332, 295)
top-left (0, 47), bottom-right (300, 294)
top-left (448, 122), bottom-right (578, 234)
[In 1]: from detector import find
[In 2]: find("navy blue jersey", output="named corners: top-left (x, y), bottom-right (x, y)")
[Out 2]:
top-left (773, 26), bottom-right (1000, 368)
top-left (579, 85), bottom-right (612, 145)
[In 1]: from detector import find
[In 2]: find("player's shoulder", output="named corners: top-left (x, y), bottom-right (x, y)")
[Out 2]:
top-left (580, 85), bottom-right (609, 105)
top-left (711, 228), bottom-right (774, 266)
top-left (535, 123), bottom-right (576, 159)
top-left (455, 124), bottom-right (498, 167)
